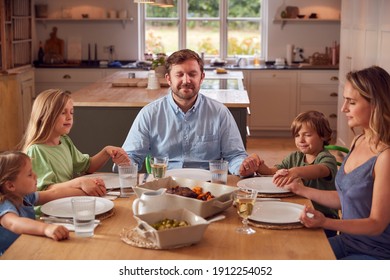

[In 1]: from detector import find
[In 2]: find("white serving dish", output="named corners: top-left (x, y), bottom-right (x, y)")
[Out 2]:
top-left (134, 208), bottom-right (209, 249)
top-left (133, 176), bottom-right (235, 218)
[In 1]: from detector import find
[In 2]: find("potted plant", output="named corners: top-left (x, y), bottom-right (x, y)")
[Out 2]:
top-left (152, 54), bottom-right (167, 78)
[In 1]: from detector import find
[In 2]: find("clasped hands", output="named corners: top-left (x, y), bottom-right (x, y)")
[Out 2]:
top-left (239, 154), bottom-right (263, 177)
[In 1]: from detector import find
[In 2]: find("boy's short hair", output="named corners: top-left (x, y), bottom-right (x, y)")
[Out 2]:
top-left (291, 110), bottom-right (333, 145)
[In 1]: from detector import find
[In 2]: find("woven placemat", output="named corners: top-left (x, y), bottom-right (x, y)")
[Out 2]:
top-left (120, 227), bottom-right (160, 249)
top-left (120, 227), bottom-right (195, 250)
top-left (96, 208), bottom-right (115, 220)
top-left (248, 220), bottom-right (303, 230)
top-left (257, 192), bottom-right (295, 198)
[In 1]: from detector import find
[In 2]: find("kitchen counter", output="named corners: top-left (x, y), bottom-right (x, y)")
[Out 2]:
top-left (34, 60), bottom-right (338, 71)
top-left (68, 71), bottom-right (249, 171)
top-left (71, 71), bottom-right (248, 108)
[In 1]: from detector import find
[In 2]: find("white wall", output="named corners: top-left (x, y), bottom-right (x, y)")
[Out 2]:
top-left (266, 0), bottom-right (341, 61)
top-left (33, 0), bottom-right (341, 62)
top-left (337, 0), bottom-right (390, 147)
top-left (33, 0), bottom-right (139, 61)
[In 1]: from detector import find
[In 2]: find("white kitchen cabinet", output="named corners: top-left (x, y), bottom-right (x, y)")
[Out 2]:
top-left (297, 70), bottom-right (339, 131)
top-left (103, 68), bottom-right (143, 77)
top-left (0, 67), bottom-right (34, 151)
top-left (247, 70), bottom-right (297, 136)
top-left (34, 68), bottom-right (105, 96)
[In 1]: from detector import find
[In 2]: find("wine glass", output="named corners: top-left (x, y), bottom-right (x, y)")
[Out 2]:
top-left (233, 189), bottom-right (257, 234)
top-left (150, 156), bottom-right (168, 179)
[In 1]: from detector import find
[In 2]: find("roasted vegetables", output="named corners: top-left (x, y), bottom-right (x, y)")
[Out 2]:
top-left (192, 186), bottom-right (215, 201)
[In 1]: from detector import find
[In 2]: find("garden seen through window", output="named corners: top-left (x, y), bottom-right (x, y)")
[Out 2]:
top-left (141, 0), bottom-right (263, 59)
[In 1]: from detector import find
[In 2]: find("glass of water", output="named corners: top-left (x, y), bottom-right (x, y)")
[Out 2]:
top-left (118, 162), bottom-right (138, 197)
top-left (209, 160), bottom-right (229, 184)
top-left (71, 197), bottom-right (96, 237)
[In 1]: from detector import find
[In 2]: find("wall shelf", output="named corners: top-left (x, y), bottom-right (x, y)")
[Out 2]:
top-left (273, 18), bottom-right (340, 29)
top-left (36, 18), bottom-right (134, 29)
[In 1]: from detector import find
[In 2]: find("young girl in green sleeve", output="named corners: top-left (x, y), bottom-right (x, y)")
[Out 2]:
top-left (21, 89), bottom-right (130, 194)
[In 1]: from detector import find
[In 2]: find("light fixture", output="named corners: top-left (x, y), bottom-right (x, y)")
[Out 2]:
top-left (151, 0), bottom-right (174, 7)
top-left (134, 0), bottom-right (155, 3)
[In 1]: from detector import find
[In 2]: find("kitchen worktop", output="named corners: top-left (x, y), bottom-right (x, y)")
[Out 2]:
top-left (71, 71), bottom-right (248, 108)
top-left (34, 60), bottom-right (338, 71)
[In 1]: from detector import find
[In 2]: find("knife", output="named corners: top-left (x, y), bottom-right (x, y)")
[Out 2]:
top-left (40, 216), bottom-right (101, 224)
top-left (142, 173), bottom-right (149, 184)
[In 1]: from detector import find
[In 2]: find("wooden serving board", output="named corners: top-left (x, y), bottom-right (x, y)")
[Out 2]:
top-left (112, 78), bottom-right (169, 88)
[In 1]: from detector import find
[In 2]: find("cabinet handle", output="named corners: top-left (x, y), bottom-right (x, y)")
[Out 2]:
top-left (330, 76), bottom-right (338, 81)
top-left (63, 74), bottom-right (71, 79)
top-left (329, 113), bottom-right (337, 118)
top-left (247, 107), bottom-right (251, 115)
top-left (246, 126), bottom-right (251, 137)
top-left (330, 92), bottom-right (338, 97)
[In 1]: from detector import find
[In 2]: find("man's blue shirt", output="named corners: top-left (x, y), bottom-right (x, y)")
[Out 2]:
top-left (122, 91), bottom-right (247, 175)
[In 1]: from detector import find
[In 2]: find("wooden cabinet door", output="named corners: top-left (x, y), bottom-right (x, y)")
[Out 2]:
top-left (248, 71), bottom-right (297, 132)
top-left (20, 75), bottom-right (34, 131)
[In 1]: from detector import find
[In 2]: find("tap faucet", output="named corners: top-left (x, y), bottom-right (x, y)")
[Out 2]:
top-left (235, 57), bottom-right (243, 67)
top-left (235, 57), bottom-right (247, 67)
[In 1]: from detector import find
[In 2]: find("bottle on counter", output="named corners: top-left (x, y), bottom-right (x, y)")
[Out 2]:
top-left (253, 52), bottom-right (260, 66)
top-left (38, 41), bottom-right (44, 64)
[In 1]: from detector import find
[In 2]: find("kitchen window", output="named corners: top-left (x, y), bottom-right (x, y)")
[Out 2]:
top-left (139, 0), bottom-right (264, 60)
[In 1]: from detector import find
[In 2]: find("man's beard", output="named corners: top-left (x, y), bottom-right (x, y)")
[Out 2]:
top-left (172, 83), bottom-right (198, 100)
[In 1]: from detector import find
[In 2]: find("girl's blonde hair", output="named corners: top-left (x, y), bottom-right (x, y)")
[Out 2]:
top-left (291, 110), bottom-right (333, 146)
top-left (346, 66), bottom-right (390, 147)
top-left (21, 89), bottom-right (71, 152)
top-left (0, 151), bottom-right (30, 206)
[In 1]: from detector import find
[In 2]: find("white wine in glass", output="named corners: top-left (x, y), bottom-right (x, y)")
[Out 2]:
top-left (151, 156), bottom-right (168, 179)
top-left (233, 189), bottom-right (257, 234)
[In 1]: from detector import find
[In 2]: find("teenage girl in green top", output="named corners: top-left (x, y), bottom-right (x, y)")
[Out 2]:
top-left (21, 89), bottom-right (130, 194)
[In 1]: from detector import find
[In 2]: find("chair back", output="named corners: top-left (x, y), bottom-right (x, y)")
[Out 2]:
top-left (325, 145), bottom-right (350, 166)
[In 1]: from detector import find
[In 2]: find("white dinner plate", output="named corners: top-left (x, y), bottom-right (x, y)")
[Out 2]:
top-left (41, 196), bottom-right (114, 218)
top-left (249, 201), bottom-right (304, 224)
top-left (83, 173), bottom-right (120, 190)
top-left (237, 177), bottom-right (290, 194)
top-left (165, 168), bottom-right (211, 182)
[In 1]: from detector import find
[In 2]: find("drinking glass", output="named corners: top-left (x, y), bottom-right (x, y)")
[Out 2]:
top-left (232, 189), bottom-right (257, 234)
top-left (209, 160), bottom-right (228, 184)
top-left (71, 197), bottom-right (96, 237)
top-left (151, 156), bottom-right (168, 179)
top-left (118, 162), bottom-right (138, 197)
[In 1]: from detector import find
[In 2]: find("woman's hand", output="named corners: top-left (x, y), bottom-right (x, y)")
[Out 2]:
top-left (299, 205), bottom-right (325, 228)
top-left (78, 177), bottom-right (107, 197)
top-left (44, 224), bottom-right (70, 241)
top-left (239, 154), bottom-right (263, 177)
top-left (106, 146), bottom-right (130, 166)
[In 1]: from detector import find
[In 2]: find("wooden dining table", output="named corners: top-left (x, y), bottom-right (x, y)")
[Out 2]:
top-left (1, 175), bottom-right (335, 260)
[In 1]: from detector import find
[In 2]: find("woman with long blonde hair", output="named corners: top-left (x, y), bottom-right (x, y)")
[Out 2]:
top-left (286, 66), bottom-right (390, 259)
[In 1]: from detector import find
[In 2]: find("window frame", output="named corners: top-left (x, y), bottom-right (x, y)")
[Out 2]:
top-left (138, 0), bottom-right (267, 60)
